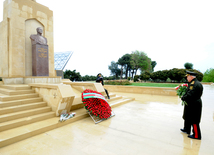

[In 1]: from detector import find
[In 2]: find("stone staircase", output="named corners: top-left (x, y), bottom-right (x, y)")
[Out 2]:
top-left (0, 84), bottom-right (134, 148)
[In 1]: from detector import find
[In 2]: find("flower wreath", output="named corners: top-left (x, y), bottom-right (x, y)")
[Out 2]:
top-left (82, 89), bottom-right (112, 119)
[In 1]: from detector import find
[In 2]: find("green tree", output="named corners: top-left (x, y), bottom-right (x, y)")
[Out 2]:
top-left (123, 54), bottom-right (132, 79)
top-left (202, 68), bottom-right (214, 82)
top-left (117, 54), bottom-right (131, 79)
top-left (108, 61), bottom-right (121, 79)
top-left (151, 61), bottom-right (157, 72)
top-left (130, 50), bottom-right (150, 77)
top-left (64, 69), bottom-right (82, 81)
top-left (82, 75), bottom-right (97, 81)
top-left (168, 68), bottom-right (186, 82)
top-left (140, 71), bottom-right (150, 82)
top-left (82, 75), bottom-right (90, 81)
top-left (143, 57), bottom-right (152, 73)
top-left (133, 75), bottom-right (140, 82)
top-left (184, 62), bottom-right (193, 69)
top-left (150, 71), bottom-right (159, 82)
top-left (159, 70), bottom-right (169, 81)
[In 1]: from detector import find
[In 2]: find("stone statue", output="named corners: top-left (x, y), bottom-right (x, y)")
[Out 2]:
top-left (30, 27), bottom-right (47, 45)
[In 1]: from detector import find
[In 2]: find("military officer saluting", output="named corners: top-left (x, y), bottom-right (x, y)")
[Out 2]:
top-left (180, 71), bottom-right (203, 140)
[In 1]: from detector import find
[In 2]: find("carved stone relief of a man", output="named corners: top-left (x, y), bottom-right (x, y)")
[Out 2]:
top-left (30, 27), bottom-right (47, 45)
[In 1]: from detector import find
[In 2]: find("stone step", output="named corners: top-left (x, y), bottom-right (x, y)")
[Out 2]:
top-left (0, 87), bottom-right (34, 95)
top-left (0, 93), bottom-right (39, 101)
top-left (0, 108), bottom-right (87, 148)
top-left (0, 111), bottom-right (55, 132)
top-left (0, 93), bottom-right (7, 97)
top-left (0, 106), bottom-right (52, 123)
top-left (0, 84), bottom-right (31, 90)
top-left (0, 97), bottom-right (43, 108)
top-left (0, 97), bottom-right (134, 148)
top-left (110, 97), bottom-right (135, 108)
top-left (0, 102), bottom-right (47, 115)
top-left (108, 95), bottom-right (123, 102)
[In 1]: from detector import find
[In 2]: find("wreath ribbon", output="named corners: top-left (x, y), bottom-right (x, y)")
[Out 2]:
top-left (83, 93), bottom-right (108, 103)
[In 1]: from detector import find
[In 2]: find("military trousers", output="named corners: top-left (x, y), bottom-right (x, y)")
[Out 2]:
top-left (184, 120), bottom-right (201, 139)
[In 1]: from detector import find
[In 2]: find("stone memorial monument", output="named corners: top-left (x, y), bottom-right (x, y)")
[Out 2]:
top-left (0, 0), bottom-right (58, 83)
top-left (30, 27), bottom-right (49, 76)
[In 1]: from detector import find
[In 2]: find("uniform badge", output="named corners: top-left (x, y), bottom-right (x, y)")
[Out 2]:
top-left (190, 86), bottom-right (193, 90)
top-left (191, 81), bottom-right (195, 84)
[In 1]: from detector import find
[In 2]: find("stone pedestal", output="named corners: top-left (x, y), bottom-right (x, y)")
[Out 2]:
top-left (32, 44), bottom-right (49, 76)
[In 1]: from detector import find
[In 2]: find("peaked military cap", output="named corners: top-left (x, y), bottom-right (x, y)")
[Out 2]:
top-left (186, 71), bottom-right (198, 76)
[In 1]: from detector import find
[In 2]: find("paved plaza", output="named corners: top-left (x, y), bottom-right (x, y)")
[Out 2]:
top-left (0, 85), bottom-right (213, 155)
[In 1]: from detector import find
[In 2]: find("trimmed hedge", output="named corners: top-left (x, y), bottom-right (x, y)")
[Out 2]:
top-left (105, 80), bottom-right (131, 85)
top-left (135, 68), bottom-right (204, 83)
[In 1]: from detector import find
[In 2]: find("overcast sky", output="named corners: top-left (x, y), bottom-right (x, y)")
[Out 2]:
top-left (1, 0), bottom-right (214, 76)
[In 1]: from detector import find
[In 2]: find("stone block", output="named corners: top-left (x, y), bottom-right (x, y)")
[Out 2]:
top-left (27, 6), bottom-right (32, 14)
top-left (20, 11), bottom-right (28, 18)
top-left (36, 11), bottom-right (47, 19)
top-left (12, 8), bottom-right (20, 16)
top-left (56, 84), bottom-right (75, 116)
top-left (3, 78), bottom-right (24, 84)
top-left (94, 83), bottom-right (105, 93)
top-left (11, 19), bottom-right (25, 30)
top-left (12, 1), bottom-right (19, 9)
top-left (22, 5), bottom-right (28, 12)
top-left (39, 18), bottom-right (47, 27)
top-left (48, 20), bottom-right (53, 26)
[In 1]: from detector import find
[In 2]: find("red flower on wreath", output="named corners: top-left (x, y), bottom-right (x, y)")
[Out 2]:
top-left (82, 89), bottom-right (112, 119)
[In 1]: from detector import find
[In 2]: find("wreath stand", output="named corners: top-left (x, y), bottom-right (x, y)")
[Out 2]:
top-left (88, 111), bottom-right (115, 124)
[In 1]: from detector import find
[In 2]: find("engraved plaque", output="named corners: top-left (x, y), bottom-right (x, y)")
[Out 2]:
top-left (32, 44), bottom-right (49, 76)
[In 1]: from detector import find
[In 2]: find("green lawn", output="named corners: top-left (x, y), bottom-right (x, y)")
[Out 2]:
top-left (130, 83), bottom-right (179, 88)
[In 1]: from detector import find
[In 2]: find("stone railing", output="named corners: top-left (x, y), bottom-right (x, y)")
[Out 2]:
top-left (62, 81), bottom-right (105, 94)
top-left (29, 83), bottom-right (74, 116)
top-left (62, 81), bottom-right (106, 107)
top-left (104, 85), bottom-right (177, 96)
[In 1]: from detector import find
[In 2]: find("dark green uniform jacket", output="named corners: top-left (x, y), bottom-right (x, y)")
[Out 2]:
top-left (182, 78), bottom-right (203, 123)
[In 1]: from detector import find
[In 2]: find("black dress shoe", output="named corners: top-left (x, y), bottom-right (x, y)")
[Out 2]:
top-left (188, 135), bottom-right (201, 140)
top-left (180, 129), bottom-right (190, 134)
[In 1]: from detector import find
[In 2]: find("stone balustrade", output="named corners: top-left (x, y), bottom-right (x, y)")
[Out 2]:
top-left (29, 83), bottom-right (74, 116)
top-left (104, 85), bottom-right (177, 96)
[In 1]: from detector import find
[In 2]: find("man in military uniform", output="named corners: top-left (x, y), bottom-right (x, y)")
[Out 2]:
top-left (180, 71), bottom-right (203, 140)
